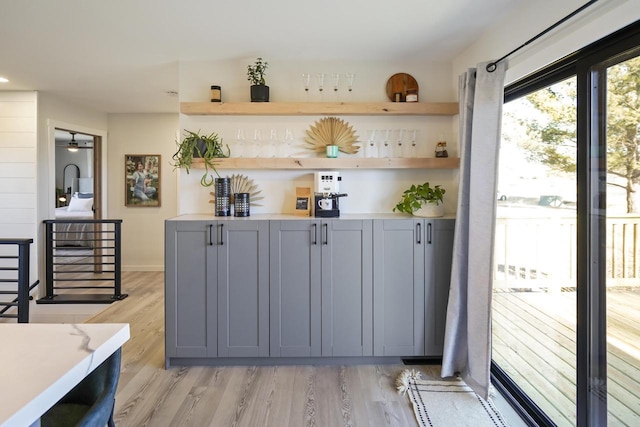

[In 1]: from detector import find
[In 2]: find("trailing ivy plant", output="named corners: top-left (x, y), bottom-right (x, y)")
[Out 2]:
top-left (247, 57), bottom-right (268, 86)
top-left (172, 129), bottom-right (230, 187)
top-left (393, 182), bottom-right (446, 215)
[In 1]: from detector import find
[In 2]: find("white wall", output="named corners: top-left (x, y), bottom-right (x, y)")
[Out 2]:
top-left (178, 59), bottom-right (459, 216)
top-left (452, 0), bottom-right (640, 85)
top-left (0, 91), bottom-right (38, 284)
top-left (107, 114), bottom-right (179, 271)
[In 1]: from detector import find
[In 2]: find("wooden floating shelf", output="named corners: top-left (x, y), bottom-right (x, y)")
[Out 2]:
top-left (192, 157), bottom-right (460, 170)
top-left (180, 102), bottom-right (459, 116)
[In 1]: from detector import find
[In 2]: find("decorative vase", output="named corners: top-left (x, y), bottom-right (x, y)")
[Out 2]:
top-left (326, 145), bottom-right (338, 158)
top-left (413, 202), bottom-right (444, 218)
top-left (250, 85), bottom-right (269, 102)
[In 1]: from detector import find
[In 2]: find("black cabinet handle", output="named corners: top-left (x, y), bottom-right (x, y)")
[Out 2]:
top-left (416, 222), bottom-right (422, 244)
top-left (323, 223), bottom-right (328, 245)
top-left (312, 223), bottom-right (317, 245)
top-left (427, 223), bottom-right (432, 244)
top-left (218, 224), bottom-right (224, 245)
top-left (209, 224), bottom-right (213, 246)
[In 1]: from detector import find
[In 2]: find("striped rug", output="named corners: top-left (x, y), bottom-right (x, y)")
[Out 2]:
top-left (400, 374), bottom-right (508, 427)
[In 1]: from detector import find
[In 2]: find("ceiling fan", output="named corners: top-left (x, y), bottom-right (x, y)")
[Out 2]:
top-left (66, 131), bottom-right (93, 152)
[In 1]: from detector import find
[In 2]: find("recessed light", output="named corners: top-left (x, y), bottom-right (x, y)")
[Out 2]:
top-left (0, 77), bottom-right (8, 83)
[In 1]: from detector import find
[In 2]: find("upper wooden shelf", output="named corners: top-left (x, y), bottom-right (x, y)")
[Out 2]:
top-left (193, 157), bottom-right (460, 170)
top-left (180, 102), bottom-right (459, 116)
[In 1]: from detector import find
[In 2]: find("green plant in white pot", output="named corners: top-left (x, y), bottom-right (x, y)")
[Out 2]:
top-left (393, 182), bottom-right (446, 217)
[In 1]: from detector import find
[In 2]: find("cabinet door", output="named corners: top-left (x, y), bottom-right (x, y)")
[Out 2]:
top-left (217, 220), bottom-right (270, 357)
top-left (373, 219), bottom-right (425, 356)
top-left (269, 220), bottom-right (321, 357)
top-left (425, 218), bottom-right (455, 356)
top-left (321, 219), bottom-right (373, 356)
top-left (165, 220), bottom-right (217, 360)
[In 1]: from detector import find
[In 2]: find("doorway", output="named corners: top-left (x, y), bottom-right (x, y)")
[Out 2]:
top-left (54, 128), bottom-right (102, 221)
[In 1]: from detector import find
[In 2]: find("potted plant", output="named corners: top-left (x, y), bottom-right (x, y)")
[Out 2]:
top-left (393, 182), bottom-right (446, 217)
top-left (247, 57), bottom-right (269, 102)
top-left (172, 129), bottom-right (230, 187)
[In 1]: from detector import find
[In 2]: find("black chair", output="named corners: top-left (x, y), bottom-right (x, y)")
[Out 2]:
top-left (41, 348), bottom-right (122, 427)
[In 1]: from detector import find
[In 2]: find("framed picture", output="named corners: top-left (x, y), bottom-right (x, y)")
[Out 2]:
top-left (125, 154), bottom-right (161, 207)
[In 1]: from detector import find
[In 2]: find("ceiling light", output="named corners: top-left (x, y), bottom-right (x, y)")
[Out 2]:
top-left (0, 77), bottom-right (8, 83)
top-left (67, 132), bottom-right (79, 152)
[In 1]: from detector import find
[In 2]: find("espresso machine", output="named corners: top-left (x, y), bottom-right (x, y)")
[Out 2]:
top-left (314, 171), bottom-right (347, 217)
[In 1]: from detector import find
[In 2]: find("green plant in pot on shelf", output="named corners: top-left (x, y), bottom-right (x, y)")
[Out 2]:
top-left (247, 57), bottom-right (269, 102)
top-left (172, 129), bottom-right (230, 187)
top-left (393, 182), bottom-right (446, 217)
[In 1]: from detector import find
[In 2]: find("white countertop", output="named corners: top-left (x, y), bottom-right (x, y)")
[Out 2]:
top-left (0, 323), bottom-right (130, 427)
top-left (167, 213), bottom-right (456, 221)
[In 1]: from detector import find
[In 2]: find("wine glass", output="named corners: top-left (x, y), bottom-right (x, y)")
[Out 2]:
top-left (331, 73), bottom-right (340, 100)
top-left (316, 73), bottom-right (326, 100)
top-left (345, 73), bottom-right (355, 99)
top-left (380, 129), bottom-right (391, 158)
top-left (253, 128), bottom-right (262, 157)
top-left (365, 129), bottom-right (378, 158)
top-left (301, 73), bottom-right (311, 100)
top-left (409, 129), bottom-right (418, 157)
top-left (236, 128), bottom-right (246, 157)
top-left (284, 128), bottom-right (295, 157)
top-left (395, 129), bottom-right (405, 158)
top-left (269, 128), bottom-right (279, 157)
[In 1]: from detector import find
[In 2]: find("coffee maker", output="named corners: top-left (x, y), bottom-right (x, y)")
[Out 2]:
top-left (314, 171), bottom-right (347, 217)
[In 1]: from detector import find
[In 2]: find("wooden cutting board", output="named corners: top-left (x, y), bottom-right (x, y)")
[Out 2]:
top-left (385, 73), bottom-right (419, 102)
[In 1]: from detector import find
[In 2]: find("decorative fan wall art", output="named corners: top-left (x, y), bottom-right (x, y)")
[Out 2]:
top-left (209, 174), bottom-right (263, 206)
top-left (304, 117), bottom-right (359, 155)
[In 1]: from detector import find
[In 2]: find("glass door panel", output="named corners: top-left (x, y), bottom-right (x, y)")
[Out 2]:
top-left (493, 77), bottom-right (578, 426)
top-left (606, 55), bottom-right (640, 426)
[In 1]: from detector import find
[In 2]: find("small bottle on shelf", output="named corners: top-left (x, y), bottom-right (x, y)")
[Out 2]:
top-left (405, 89), bottom-right (418, 102)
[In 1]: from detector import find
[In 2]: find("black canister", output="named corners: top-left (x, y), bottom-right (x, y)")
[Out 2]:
top-left (215, 177), bottom-right (231, 216)
top-left (234, 193), bottom-right (250, 217)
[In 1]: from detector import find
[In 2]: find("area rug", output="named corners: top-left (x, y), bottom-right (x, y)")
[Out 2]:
top-left (397, 370), bottom-right (508, 427)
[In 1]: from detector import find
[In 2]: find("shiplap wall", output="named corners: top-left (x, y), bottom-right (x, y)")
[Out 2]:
top-left (0, 91), bottom-right (38, 285)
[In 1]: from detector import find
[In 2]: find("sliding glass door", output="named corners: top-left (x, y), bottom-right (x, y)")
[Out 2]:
top-left (605, 54), bottom-right (640, 426)
top-left (491, 22), bottom-right (640, 427)
top-left (493, 77), bottom-right (578, 426)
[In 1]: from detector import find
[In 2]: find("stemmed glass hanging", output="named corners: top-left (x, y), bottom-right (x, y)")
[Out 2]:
top-left (301, 73), bottom-right (311, 100)
top-left (345, 73), bottom-right (355, 99)
top-left (316, 73), bottom-right (326, 100)
top-left (331, 73), bottom-right (340, 101)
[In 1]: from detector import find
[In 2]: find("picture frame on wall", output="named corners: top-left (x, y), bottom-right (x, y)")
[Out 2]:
top-left (125, 154), bottom-right (161, 207)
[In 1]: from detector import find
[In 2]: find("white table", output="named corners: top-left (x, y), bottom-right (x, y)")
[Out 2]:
top-left (0, 323), bottom-right (130, 427)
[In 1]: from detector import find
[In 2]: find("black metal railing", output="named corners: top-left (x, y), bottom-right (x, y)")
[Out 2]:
top-left (0, 238), bottom-right (39, 322)
top-left (38, 219), bottom-right (127, 304)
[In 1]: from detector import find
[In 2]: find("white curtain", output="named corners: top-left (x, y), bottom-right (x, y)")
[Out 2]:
top-left (441, 60), bottom-right (507, 400)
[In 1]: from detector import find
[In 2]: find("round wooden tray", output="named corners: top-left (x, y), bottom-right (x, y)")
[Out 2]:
top-left (385, 73), bottom-right (419, 102)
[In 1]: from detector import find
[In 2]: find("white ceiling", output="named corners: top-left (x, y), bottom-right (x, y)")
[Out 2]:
top-left (0, 0), bottom-right (523, 114)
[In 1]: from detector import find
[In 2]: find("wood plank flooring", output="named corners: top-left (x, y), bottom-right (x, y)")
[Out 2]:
top-left (85, 271), bottom-right (431, 427)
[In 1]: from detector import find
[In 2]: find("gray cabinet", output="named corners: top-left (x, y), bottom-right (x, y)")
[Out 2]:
top-left (165, 219), bottom-right (269, 365)
top-left (217, 220), bottom-right (270, 357)
top-left (425, 218), bottom-right (455, 356)
top-left (269, 220), bottom-right (321, 357)
top-left (372, 218), bottom-right (455, 357)
top-left (373, 219), bottom-right (425, 356)
top-left (270, 219), bottom-right (373, 357)
top-left (165, 220), bottom-right (218, 363)
top-left (321, 219), bottom-right (373, 357)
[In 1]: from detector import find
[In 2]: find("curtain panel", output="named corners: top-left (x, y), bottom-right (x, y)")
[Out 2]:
top-left (441, 61), bottom-right (506, 400)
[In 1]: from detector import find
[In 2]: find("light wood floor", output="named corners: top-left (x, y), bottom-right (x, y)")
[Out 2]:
top-left (86, 271), bottom-right (434, 427)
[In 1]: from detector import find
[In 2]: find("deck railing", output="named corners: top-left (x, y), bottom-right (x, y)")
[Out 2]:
top-left (0, 238), bottom-right (38, 322)
top-left (38, 219), bottom-right (127, 304)
top-left (493, 215), bottom-right (640, 289)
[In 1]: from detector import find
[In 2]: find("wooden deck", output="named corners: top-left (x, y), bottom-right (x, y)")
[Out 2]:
top-left (493, 288), bottom-right (640, 426)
